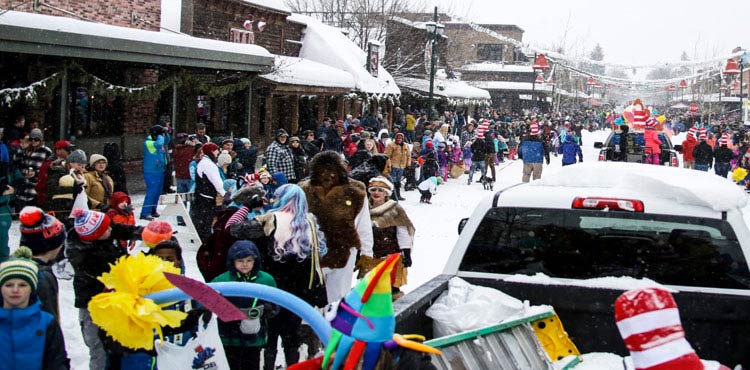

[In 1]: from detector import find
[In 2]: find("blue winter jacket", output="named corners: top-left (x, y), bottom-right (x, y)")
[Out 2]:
top-left (519, 140), bottom-right (545, 164)
top-left (561, 135), bottom-right (583, 165)
top-left (143, 134), bottom-right (169, 173)
top-left (0, 300), bottom-right (67, 370)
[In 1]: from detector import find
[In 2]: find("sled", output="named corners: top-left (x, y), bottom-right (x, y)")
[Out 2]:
top-left (424, 310), bottom-right (575, 370)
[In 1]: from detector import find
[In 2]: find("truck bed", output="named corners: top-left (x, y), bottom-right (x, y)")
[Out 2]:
top-left (395, 275), bottom-right (750, 367)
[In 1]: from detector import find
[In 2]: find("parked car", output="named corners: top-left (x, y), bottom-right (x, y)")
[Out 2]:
top-left (395, 162), bottom-right (750, 367)
top-left (594, 130), bottom-right (681, 166)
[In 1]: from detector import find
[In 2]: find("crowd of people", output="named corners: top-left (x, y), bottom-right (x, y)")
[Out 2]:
top-left (1, 104), bottom-right (748, 370)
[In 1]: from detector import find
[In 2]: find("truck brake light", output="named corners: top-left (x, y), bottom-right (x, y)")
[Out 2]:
top-left (598, 152), bottom-right (605, 161)
top-left (572, 197), bottom-right (644, 212)
top-left (671, 156), bottom-right (678, 167)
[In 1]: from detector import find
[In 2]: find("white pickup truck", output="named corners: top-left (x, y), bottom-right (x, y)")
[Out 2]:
top-left (394, 162), bottom-right (750, 367)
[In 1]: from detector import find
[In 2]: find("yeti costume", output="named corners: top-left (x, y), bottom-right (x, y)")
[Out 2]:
top-left (298, 151), bottom-right (374, 302)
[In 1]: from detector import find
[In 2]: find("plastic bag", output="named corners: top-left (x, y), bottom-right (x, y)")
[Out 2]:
top-left (426, 277), bottom-right (524, 337)
top-left (155, 314), bottom-right (230, 370)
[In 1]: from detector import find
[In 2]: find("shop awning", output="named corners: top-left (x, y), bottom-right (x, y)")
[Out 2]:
top-left (467, 80), bottom-right (553, 93)
top-left (260, 56), bottom-right (355, 92)
top-left (395, 77), bottom-right (491, 105)
top-left (0, 10), bottom-right (274, 72)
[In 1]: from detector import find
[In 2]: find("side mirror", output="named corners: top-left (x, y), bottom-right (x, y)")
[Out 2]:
top-left (458, 218), bottom-right (469, 235)
top-left (593, 142), bottom-right (604, 149)
top-left (673, 144), bottom-right (682, 152)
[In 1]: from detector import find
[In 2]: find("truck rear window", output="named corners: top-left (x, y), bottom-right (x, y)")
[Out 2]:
top-left (459, 207), bottom-right (750, 290)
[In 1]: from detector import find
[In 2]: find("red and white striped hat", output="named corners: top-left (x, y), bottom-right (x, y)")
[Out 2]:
top-left (615, 288), bottom-right (729, 370)
top-left (476, 120), bottom-right (490, 139)
top-left (530, 121), bottom-right (540, 136)
top-left (698, 128), bottom-right (708, 141)
top-left (719, 133), bottom-right (729, 146)
top-left (687, 127), bottom-right (697, 139)
top-left (645, 118), bottom-right (658, 129)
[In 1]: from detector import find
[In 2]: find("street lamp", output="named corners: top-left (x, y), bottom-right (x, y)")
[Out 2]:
top-left (426, 7), bottom-right (445, 121)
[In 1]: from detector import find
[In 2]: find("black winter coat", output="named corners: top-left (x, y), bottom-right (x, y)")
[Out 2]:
top-left (34, 258), bottom-right (60, 320)
top-left (714, 146), bottom-right (734, 163)
top-left (66, 223), bottom-right (142, 308)
top-left (693, 142), bottom-right (714, 165)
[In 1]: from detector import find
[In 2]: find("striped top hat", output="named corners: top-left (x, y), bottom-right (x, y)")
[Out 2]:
top-left (698, 128), bottom-right (708, 141)
top-left (719, 133), bottom-right (729, 146)
top-left (687, 127), bottom-right (697, 139)
top-left (615, 287), bottom-right (729, 370)
top-left (645, 118), bottom-right (658, 129)
top-left (530, 121), bottom-right (540, 136)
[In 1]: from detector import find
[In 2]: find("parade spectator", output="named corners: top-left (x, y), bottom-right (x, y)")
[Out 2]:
top-left (385, 132), bottom-right (410, 201)
top-left (301, 130), bottom-right (321, 158)
top-left (141, 124), bottom-right (169, 221)
top-left (84, 154), bottom-right (114, 211)
top-left (561, 134), bottom-right (583, 166)
top-left (405, 111), bottom-right (417, 142)
top-left (0, 169), bottom-right (12, 263)
top-left (236, 138), bottom-right (258, 176)
top-left (195, 122), bottom-right (211, 144)
top-left (0, 247), bottom-right (69, 370)
top-left (192, 143), bottom-right (225, 241)
top-left (212, 241), bottom-right (278, 370)
top-left (288, 136), bottom-right (308, 183)
top-left (366, 176), bottom-right (415, 299)
top-left (265, 129), bottom-right (296, 183)
top-left (467, 131), bottom-right (487, 185)
top-left (67, 208), bottom-right (141, 370)
top-left (13, 129), bottom-right (53, 210)
top-left (714, 134), bottom-right (734, 178)
top-left (173, 133), bottom-right (197, 196)
top-left (418, 176), bottom-right (441, 204)
top-left (19, 206), bottom-right (66, 319)
top-left (680, 128), bottom-right (698, 169)
top-left (106, 192), bottom-right (136, 253)
top-left (103, 142), bottom-right (127, 194)
top-left (693, 131), bottom-right (713, 172)
top-left (519, 124), bottom-right (548, 183)
top-left (43, 149), bottom-right (86, 224)
top-left (36, 140), bottom-right (73, 207)
top-left (644, 118), bottom-right (662, 165)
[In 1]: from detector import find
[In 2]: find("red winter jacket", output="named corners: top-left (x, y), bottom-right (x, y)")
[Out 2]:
top-left (680, 136), bottom-right (697, 162)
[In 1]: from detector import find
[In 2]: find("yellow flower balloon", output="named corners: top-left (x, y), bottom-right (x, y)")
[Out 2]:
top-left (88, 254), bottom-right (187, 350)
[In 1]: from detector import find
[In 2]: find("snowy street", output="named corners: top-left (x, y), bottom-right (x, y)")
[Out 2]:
top-left (10, 128), bottom-right (704, 369)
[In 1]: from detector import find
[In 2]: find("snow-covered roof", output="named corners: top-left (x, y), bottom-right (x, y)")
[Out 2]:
top-left (260, 55), bottom-right (355, 89)
top-left (0, 10), bottom-right (273, 71)
top-left (290, 14), bottom-right (400, 96)
top-left (458, 63), bottom-right (534, 73)
top-left (396, 77), bottom-right (491, 100)
top-left (530, 162), bottom-right (747, 212)
top-left (242, 0), bottom-right (291, 14)
top-left (467, 80), bottom-right (553, 92)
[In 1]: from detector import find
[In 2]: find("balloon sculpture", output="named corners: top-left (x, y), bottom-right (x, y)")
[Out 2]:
top-left (90, 253), bottom-right (439, 370)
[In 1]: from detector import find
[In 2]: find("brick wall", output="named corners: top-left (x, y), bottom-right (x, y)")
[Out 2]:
top-left (0, 0), bottom-right (160, 30)
top-left (191, 0), bottom-right (289, 55)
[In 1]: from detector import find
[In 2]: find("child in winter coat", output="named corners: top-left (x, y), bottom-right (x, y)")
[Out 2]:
top-left (212, 240), bottom-right (278, 370)
top-left (0, 247), bottom-right (70, 369)
top-left (106, 191), bottom-right (136, 252)
top-left (436, 142), bottom-right (449, 181)
top-left (561, 134), bottom-right (583, 166)
top-left (420, 151), bottom-right (439, 181)
top-left (418, 176), bottom-right (441, 204)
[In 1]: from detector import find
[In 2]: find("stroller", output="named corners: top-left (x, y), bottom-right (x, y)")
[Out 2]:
top-left (403, 159), bottom-right (419, 191)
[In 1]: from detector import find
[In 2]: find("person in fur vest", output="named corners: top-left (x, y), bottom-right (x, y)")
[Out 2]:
top-left (298, 151), bottom-right (374, 303)
top-left (364, 176), bottom-right (415, 300)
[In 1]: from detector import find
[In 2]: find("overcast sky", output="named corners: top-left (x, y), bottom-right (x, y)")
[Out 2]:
top-left (426, 0), bottom-right (750, 68)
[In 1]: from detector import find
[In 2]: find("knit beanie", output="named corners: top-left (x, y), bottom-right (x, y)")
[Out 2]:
top-left (425, 140), bottom-right (434, 150)
top-left (72, 208), bottom-right (111, 242)
top-left (19, 207), bottom-right (66, 255)
top-left (0, 247), bottom-right (38, 291)
top-left (67, 149), bottom-right (87, 165)
top-left (142, 221), bottom-right (173, 249)
top-left (202, 142), bottom-right (219, 156)
top-left (89, 153), bottom-right (108, 167)
top-left (227, 240), bottom-right (262, 273)
top-left (217, 150), bottom-right (232, 167)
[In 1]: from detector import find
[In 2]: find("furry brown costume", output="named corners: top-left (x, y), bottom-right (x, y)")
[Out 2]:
top-left (298, 151), bottom-right (367, 269)
top-left (361, 199), bottom-right (415, 286)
